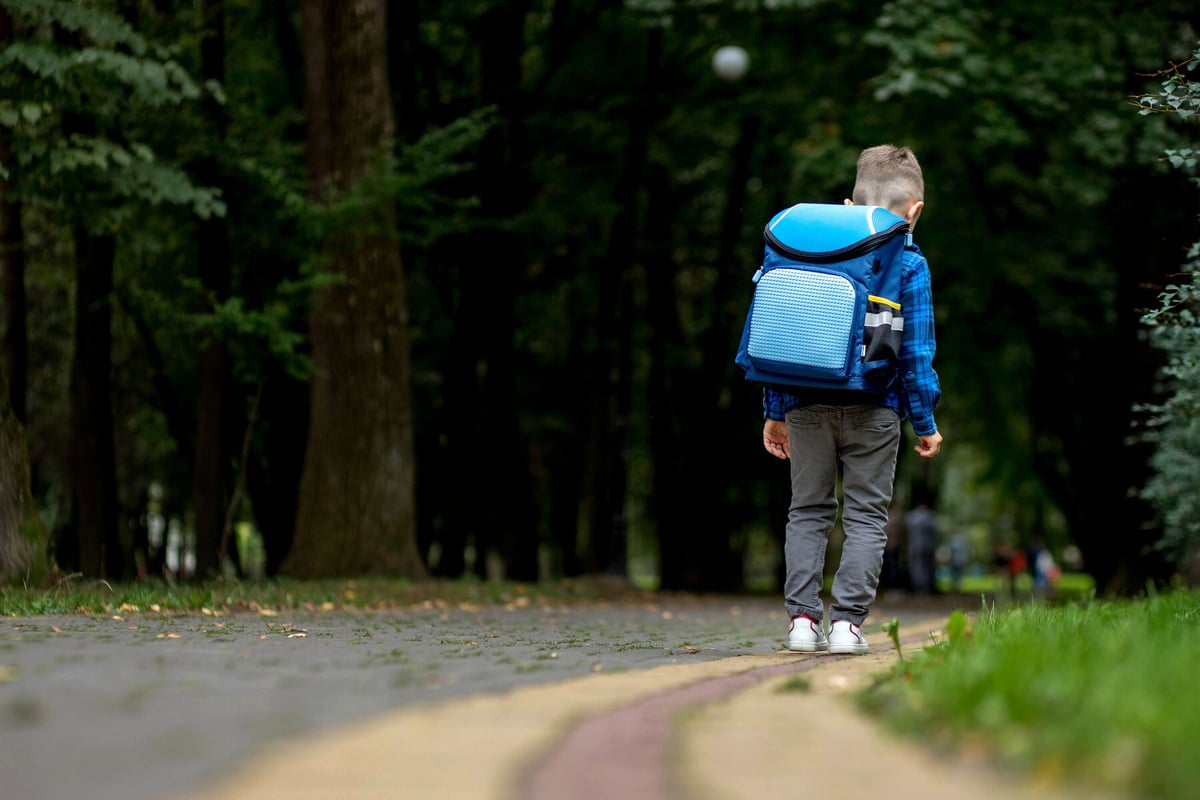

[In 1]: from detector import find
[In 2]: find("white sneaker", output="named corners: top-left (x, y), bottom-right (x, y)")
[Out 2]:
top-left (787, 615), bottom-right (829, 652)
top-left (828, 620), bottom-right (868, 655)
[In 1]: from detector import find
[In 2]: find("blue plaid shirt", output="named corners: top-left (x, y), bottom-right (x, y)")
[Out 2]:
top-left (763, 244), bottom-right (941, 436)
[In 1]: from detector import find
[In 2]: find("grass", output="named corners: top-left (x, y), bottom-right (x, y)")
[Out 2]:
top-left (0, 574), bottom-right (649, 616)
top-left (859, 587), bottom-right (1200, 800)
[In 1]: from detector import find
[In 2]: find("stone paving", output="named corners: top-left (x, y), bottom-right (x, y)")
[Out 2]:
top-left (0, 591), bottom-right (1108, 800)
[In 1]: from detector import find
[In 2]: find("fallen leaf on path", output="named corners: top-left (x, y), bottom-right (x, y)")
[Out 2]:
top-left (157, 633), bottom-right (181, 639)
top-left (0, 665), bottom-right (17, 682)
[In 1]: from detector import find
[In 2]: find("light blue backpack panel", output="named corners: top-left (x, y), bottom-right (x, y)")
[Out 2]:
top-left (735, 203), bottom-right (911, 394)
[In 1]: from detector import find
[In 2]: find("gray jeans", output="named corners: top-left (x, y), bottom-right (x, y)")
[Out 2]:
top-left (782, 404), bottom-right (901, 626)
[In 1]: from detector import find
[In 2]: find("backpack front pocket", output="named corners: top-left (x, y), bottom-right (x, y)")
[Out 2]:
top-left (746, 269), bottom-right (861, 381)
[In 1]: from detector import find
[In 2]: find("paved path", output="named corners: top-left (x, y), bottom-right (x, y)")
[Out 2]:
top-left (0, 592), bottom-right (1107, 800)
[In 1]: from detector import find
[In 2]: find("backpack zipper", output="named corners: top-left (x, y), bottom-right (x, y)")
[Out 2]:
top-left (764, 221), bottom-right (909, 264)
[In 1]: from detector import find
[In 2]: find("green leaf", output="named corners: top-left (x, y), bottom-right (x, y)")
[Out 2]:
top-left (946, 610), bottom-right (971, 645)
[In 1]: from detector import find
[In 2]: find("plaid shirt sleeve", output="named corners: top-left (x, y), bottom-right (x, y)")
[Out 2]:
top-left (763, 387), bottom-right (798, 421)
top-left (897, 247), bottom-right (941, 435)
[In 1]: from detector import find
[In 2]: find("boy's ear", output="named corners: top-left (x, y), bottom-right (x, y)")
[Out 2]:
top-left (843, 198), bottom-right (854, 205)
top-left (906, 200), bottom-right (925, 226)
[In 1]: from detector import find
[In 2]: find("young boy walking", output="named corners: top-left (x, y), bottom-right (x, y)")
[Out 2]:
top-left (761, 144), bottom-right (943, 655)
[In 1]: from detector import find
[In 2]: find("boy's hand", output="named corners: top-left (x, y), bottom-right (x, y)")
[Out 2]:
top-left (915, 431), bottom-right (942, 458)
top-left (763, 420), bottom-right (790, 460)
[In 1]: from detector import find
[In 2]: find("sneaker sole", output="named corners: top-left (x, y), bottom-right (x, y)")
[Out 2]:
top-left (786, 642), bottom-right (829, 653)
top-left (828, 644), bottom-right (868, 655)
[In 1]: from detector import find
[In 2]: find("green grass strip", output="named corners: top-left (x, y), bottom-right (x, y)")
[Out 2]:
top-left (859, 589), bottom-right (1200, 800)
top-left (0, 575), bottom-right (647, 616)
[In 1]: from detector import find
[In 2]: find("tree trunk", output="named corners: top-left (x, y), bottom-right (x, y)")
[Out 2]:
top-left (0, 366), bottom-right (43, 584)
top-left (436, 0), bottom-right (537, 581)
top-left (476, 0), bottom-right (536, 581)
top-left (0, 6), bottom-right (26, 425)
top-left (0, 172), bottom-right (26, 426)
top-left (581, 24), bottom-right (662, 579)
top-left (247, 374), bottom-right (307, 577)
top-left (0, 34), bottom-right (44, 580)
top-left (70, 227), bottom-right (122, 578)
top-left (283, 0), bottom-right (426, 578)
top-left (190, 0), bottom-right (235, 580)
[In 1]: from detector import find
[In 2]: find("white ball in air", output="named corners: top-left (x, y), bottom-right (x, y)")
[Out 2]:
top-left (712, 45), bottom-right (749, 82)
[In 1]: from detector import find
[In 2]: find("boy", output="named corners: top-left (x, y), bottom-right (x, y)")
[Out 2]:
top-left (761, 144), bottom-right (943, 655)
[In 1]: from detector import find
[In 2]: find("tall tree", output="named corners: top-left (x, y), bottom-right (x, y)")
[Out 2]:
top-left (0, 5), bottom-right (44, 584)
top-left (189, 0), bottom-right (236, 579)
top-left (0, 362), bottom-right (43, 583)
top-left (68, 220), bottom-right (121, 577)
top-left (1, 0), bottom-right (221, 578)
top-left (282, 0), bottom-right (427, 578)
top-left (465, 0), bottom-right (537, 580)
top-left (0, 0), bottom-right (27, 429)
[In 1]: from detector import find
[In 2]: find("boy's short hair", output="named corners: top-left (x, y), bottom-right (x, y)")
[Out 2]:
top-left (851, 145), bottom-right (924, 215)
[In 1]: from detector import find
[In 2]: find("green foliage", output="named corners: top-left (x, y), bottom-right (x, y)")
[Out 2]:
top-left (392, 108), bottom-right (496, 241)
top-left (3, 0), bottom-right (1196, 588)
top-left (943, 608), bottom-right (970, 643)
top-left (2, 0), bottom-right (147, 51)
top-left (314, 108), bottom-right (495, 250)
top-left (882, 616), bottom-right (903, 660)
top-left (860, 590), bottom-right (1200, 800)
top-left (0, 0), bottom-right (221, 219)
top-left (1137, 43), bottom-right (1200, 567)
top-left (851, 3), bottom-right (1200, 590)
top-left (1135, 50), bottom-right (1200, 121)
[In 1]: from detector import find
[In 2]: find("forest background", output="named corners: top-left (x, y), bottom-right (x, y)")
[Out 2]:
top-left (0, 0), bottom-right (1197, 597)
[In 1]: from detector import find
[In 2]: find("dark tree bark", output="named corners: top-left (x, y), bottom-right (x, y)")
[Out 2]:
top-left (69, 227), bottom-right (122, 578)
top-left (246, 374), bottom-right (306, 576)
top-left (0, 171), bottom-right (26, 426)
top-left (0, 6), bottom-right (26, 430)
top-left (0, 365), bottom-right (43, 584)
top-left (0, 9), bottom-right (44, 580)
top-left (439, 0), bottom-right (538, 581)
top-left (577, 24), bottom-right (662, 579)
top-left (282, 0), bottom-right (426, 578)
top-left (190, 0), bottom-right (236, 580)
top-left (234, 0), bottom-right (310, 577)
top-left (651, 113), bottom-right (759, 592)
top-left (271, 0), bottom-right (305, 113)
top-left (476, 0), bottom-right (537, 581)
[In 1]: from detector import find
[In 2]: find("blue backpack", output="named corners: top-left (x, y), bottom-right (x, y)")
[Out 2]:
top-left (734, 203), bottom-right (912, 394)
